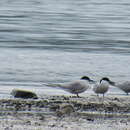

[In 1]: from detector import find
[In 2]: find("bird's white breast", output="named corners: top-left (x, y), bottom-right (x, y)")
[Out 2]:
top-left (93, 82), bottom-right (109, 94)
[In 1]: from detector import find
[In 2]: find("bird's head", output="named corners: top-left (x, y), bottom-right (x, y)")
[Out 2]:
top-left (81, 76), bottom-right (95, 83)
top-left (100, 77), bottom-right (115, 85)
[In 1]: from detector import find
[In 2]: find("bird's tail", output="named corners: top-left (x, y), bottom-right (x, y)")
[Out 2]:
top-left (42, 83), bottom-right (62, 88)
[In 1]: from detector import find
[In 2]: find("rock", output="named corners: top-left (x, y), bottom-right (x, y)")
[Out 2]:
top-left (87, 118), bottom-right (94, 121)
top-left (50, 104), bottom-right (60, 111)
top-left (120, 119), bottom-right (128, 124)
top-left (56, 104), bottom-right (75, 117)
top-left (37, 114), bottom-right (45, 121)
top-left (113, 97), bottom-right (120, 102)
top-left (11, 89), bottom-right (38, 99)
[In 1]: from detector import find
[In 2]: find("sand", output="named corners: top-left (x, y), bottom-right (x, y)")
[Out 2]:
top-left (0, 95), bottom-right (130, 130)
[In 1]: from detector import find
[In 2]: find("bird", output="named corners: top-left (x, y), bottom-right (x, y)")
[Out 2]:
top-left (45, 76), bottom-right (95, 97)
top-left (93, 77), bottom-right (115, 98)
top-left (111, 81), bottom-right (130, 95)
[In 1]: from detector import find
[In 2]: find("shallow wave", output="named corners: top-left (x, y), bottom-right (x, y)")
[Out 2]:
top-left (0, 0), bottom-right (130, 98)
top-left (0, 0), bottom-right (130, 55)
top-left (0, 40), bottom-right (130, 55)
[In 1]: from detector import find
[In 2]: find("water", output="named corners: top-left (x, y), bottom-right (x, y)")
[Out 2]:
top-left (0, 0), bottom-right (130, 97)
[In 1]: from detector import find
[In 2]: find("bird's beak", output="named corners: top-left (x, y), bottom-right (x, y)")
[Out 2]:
top-left (89, 80), bottom-right (96, 84)
top-left (109, 81), bottom-right (115, 86)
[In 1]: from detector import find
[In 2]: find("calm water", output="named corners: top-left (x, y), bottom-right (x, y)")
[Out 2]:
top-left (0, 0), bottom-right (130, 97)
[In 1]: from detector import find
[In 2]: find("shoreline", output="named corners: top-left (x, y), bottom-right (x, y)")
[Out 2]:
top-left (0, 95), bottom-right (130, 130)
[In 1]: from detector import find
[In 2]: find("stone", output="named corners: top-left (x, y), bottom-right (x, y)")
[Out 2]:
top-left (11, 89), bottom-right (38, 99)
top-left (56, 104), bottom-right (75, 117)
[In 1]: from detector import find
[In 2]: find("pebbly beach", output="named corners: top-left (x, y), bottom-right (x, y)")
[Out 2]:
top-left (0, 93), bottom-right (130, 130)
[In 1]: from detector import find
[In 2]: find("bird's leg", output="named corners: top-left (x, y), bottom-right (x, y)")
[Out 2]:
top-left (77, 94), bottom-right (80, 98)
top-left (102, 94), bottom-right (105, 103)
top-left (97, 94), bottom-right (101, 102)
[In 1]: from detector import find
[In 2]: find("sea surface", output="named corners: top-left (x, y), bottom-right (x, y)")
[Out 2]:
top-left (0, 0), bottom-right (130, 98)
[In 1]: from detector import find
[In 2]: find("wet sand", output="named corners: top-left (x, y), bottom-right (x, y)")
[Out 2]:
top-left (0, 94), bottom-right (130, 130)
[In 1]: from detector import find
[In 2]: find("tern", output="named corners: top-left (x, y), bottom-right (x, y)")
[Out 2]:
top-left (93, 77), bottom-right (115, 97)
top-left (45, 76), bottom-right (94, 97)
top-left (111, 80), bottom-right (130, 95)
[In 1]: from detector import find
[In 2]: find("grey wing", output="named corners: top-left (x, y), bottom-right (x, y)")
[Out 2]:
top-left (117, 81), bottom-right (130, 91)
top-left (67, 81), bottom-right (89, 93)
top-left (93, 84), bottom-right (99, 92)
